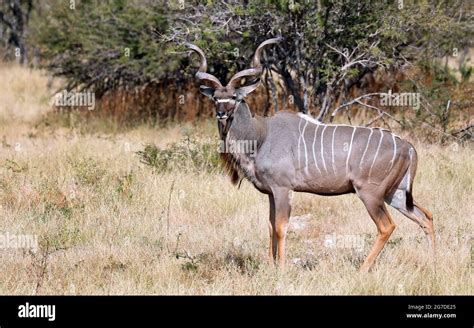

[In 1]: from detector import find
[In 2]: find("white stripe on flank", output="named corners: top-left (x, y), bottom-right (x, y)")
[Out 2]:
top-left (312, 124), bottom-right (322, 175)
top-left (407, 147), bottom-right (414, 192)
top-left (359, 128), bottom-right (373, 169)
top-left (345, 127), bottom-right (357, 175)
top-left (320, 125), bottom-right (328, 173)
top-left (297, 119), bottom-right (303, 168)
top-left (331, 126), bottom-right (337, 175)
top-left (369, 129), bottom-right (384, 179)
top-left (388, 133), bottom-right (397, 171)
top-left (301, 119), bottom-right (309, 171)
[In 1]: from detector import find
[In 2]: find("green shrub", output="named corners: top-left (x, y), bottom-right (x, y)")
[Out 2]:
top-left (69, 157), bottom-right (108, 186)
top-left (136, 137), bottom-right (220, 173)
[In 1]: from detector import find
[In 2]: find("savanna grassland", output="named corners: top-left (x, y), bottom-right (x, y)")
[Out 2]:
top-left (0, 64), bottom-right (472, 295)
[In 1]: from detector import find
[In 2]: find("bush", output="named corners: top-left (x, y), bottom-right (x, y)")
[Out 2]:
top-left (136, 137), bottom-right (220, 173)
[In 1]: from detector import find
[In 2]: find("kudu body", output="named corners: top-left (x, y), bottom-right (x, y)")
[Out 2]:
top-left (187, 38), bottom-right (435, 272)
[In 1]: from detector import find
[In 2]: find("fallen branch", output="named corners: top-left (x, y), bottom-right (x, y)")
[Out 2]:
top-left (354, 100), bottom-right (405, 126)
top-left (451, 124), bottom-right (473, 138)
top-left (365, 111), bottom-right (385, 127)
top-left (421, 122), bottom-right (463, 141)
top-left (330, 93), bottom-right (385, 119)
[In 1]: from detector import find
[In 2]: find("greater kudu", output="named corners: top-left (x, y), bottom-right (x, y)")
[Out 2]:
top-left (187, 38), bottom-right (435, 272)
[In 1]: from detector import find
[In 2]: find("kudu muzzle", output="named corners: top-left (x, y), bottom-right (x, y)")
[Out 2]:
top-left (216, 99), bottom-right (239, 121)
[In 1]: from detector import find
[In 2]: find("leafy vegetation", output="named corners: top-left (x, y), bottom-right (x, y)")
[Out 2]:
top-left (136, 137), bottom-right (220, 173)
top-left (0, 0), bottom-right (472, 138)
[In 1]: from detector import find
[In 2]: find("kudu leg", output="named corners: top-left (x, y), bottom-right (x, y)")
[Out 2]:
top-left (268, 194), bottom-right (277, 263)
top-left (270, 188), bottom-right (291, 267)
top-left (388, 198), bottom-right (436, 258)
top-left (359, 199), bottom-right (396, 273)
top-left (413, 201), bottom-right (435, 254)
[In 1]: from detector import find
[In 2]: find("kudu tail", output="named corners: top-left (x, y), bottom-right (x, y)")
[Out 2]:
top-left (405, 145), bottom-right (417, 211)
top-left (406, 190), bottom-right (414, 211)
top-left (385, 142), bottom-right (417, 212)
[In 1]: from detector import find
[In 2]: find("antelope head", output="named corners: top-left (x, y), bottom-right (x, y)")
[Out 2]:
top-left (186, 38), bottom-right (282, 129)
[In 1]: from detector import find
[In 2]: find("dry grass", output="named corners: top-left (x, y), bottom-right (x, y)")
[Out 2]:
top-left (0, 63), bottom-right (59, 125)
top-left (0, 64), bottom-right (472, 295)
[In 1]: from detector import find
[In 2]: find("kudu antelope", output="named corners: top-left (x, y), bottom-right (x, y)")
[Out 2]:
top-left (187, 38), bottom-right (435, 272)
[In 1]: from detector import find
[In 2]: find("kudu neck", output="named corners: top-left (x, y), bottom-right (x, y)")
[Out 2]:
top-left (219, 101), bottom-right (266, 145)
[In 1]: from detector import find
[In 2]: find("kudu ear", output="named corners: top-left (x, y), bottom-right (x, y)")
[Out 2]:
top-left (235, 80), bottom-right (261, 100)
top-left (199, 85), bottom-right (215, 99)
